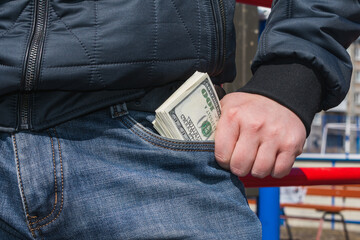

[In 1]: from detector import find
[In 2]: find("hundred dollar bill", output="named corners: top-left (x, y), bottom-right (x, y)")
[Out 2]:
top-left (153, 71), bottom-right (221, 141)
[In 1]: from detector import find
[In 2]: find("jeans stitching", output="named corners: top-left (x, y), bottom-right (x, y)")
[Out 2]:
top-left (34, 128), bottom-right (64, 231)
top-left (29, 130), bottom-right (58, 225)
top-left (12, 129), bottom-right (65, 236)
top-left (12, 134), bottom-right (38, 238)
top-left (119, 116), bottom-right (214, 152)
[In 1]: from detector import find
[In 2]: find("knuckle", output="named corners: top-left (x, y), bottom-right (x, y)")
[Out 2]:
top-left (226, 107), bottom-right (241, 121)
top-left (272, 168), bottom-right (291, 178)
top-left (281, 133), bottom-right (305, 153)
top-left (282, 138), bottom-right (298, 152)
top-left (272, 159), bottom-right (294, 178)
top-left (251, 162), bottom-right (271, 178)
top-left (295, 147), bottom-right (304, 156)
top-left (230, 165), bottom-right (249, 177)
top-left (251, 169), bottom-right (269, 179)
top-left (267, 126), bottom-right (281, 137)
top-left (214, 152), bottom-right (229, 166)
top-left (248, 120), bottom-right (263, 132)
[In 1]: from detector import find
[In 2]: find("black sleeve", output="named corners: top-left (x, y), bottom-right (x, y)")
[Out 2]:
top-left (240, 0), bottom-right (360, 134)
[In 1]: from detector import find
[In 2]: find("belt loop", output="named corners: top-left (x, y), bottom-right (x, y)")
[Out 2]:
top-left (110, 103), bottom-right (128, 118)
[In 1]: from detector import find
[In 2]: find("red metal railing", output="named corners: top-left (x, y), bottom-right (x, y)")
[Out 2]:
top-left (236, 0), bottom-right (273, 8)
top-left (239, 167), bottom-right (360, 188)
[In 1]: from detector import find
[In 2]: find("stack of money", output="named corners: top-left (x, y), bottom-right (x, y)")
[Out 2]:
top-left (153, 71), bottom-right (221, 141)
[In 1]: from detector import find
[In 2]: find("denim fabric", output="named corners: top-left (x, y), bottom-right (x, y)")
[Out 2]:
top-left (0, 104), bottom-right (261, 240)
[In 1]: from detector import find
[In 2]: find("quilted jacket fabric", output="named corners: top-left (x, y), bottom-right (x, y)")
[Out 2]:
top-left (0, 0), bottom-right (359, 132)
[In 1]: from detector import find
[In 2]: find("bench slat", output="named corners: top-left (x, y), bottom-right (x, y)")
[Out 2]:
top-left (306, 188), bottom-right (360, 198)
top-left (280, 203), bottom-right (360, 213)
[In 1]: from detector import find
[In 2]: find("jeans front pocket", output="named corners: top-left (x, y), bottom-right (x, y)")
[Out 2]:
top-left (12, 129), bottom-right (64, 238)
top-left (117, 109), bottom-right (216, 152)
top-left (113, 110), bottom-right (262, 239)
top-left (4, 107), bottom-right (262, 239)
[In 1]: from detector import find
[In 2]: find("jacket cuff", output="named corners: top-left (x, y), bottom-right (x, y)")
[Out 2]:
top-left (238, 62), bottom-right (323, 136)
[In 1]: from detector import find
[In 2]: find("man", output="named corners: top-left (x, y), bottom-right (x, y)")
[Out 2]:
top-left (0, 0), bottom-right (359, 239)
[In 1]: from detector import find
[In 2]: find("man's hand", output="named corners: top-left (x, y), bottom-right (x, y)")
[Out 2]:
top-left (214, 92), bottom-right (306, 178)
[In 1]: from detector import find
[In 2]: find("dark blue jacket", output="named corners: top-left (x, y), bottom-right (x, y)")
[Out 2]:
top-left (0, 0), bottom-right (359, 133)
top-left (0, 0), bottom-right (236, 132)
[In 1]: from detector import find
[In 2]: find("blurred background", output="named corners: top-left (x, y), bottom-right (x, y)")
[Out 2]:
top-left (230, 3), bottom-right (360, 239)
top-left (229, 3), bottom-right (360, 156)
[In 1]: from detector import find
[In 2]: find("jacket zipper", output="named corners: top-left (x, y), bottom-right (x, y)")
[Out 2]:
top-left (20, 0), bottom-right (49, 130)
top-left (210, 0), bottom-right (226, 76)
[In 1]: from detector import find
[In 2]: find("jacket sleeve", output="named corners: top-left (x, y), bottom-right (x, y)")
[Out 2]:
top-left (239, 0), bottom-right (360, 135)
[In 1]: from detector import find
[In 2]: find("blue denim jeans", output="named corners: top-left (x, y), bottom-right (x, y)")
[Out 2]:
top-left (0, 103), bottom-right (261, 240)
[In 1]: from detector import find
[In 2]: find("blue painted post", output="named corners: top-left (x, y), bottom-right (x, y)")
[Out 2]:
top-left (258, 187), bottom-right (280, 240)
top-left (257, 7), bottom-right (280, 240)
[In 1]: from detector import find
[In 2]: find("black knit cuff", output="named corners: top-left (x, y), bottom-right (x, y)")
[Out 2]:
top-left (239, 62), bottom-right (323, 136)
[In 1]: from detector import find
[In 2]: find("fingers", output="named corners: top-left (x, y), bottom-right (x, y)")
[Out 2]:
top-left (214, 109), bottom-right (240, 170)
top-left (251, 134), bottom-right (304, 178)
top-left (214, 92), bottom-right (307, 179)
top-left (250, 141), bottom-right (277, 178)
top-left (230, 129), bottom-right (293, 178)
top-left (271, 151), bottom-right (296, 178)
top-left (230, 138), bottom-right (298, 178)
top-left (230, 131), bottom-right (260, 176)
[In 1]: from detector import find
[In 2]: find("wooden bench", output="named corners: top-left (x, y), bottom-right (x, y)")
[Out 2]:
top-left (280, 185), bottom-right (360, 240)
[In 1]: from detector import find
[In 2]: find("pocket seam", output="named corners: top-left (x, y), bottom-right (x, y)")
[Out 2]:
top-left (118, 115), bottom-right (214, 152)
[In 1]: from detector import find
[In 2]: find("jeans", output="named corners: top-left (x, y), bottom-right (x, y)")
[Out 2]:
top-left (0, 103), bottom-right (261, 240)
